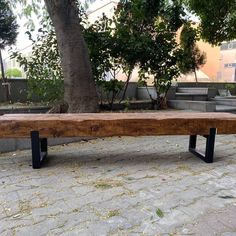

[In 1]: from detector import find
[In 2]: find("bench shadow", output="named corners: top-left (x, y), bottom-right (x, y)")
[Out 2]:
top-left (41, 150), bottom-right (225, 169)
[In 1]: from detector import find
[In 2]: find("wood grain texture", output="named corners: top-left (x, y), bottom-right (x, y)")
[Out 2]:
top-left (0, 112), bottom-right (236, 138)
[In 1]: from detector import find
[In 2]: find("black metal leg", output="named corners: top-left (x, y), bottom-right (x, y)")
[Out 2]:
top-left (189, 128), bottom-right (216, 163)
top-left (31, 131), bottom-right (48, 169)
top-left (40, 138), bottom-right (48, 153)
top-left (189, 135), bottom-right (197, 150)
top-left (205, 128), bottom-right (216, 163)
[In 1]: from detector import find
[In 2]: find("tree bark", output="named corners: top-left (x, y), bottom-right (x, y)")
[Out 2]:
top-left (194, 69), bottom-right (198, 84)
top-left (119, 68), bottom-right (132, 103)
top-left (0, 49), bottom-right (9, 102)
top-left (44, 0), bottom-right (98, 113)
top-left (0, 50), bottom-right (5, 81)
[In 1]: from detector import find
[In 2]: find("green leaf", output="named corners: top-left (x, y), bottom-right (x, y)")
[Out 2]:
top-left (156, 208), bottom-right (164, 218)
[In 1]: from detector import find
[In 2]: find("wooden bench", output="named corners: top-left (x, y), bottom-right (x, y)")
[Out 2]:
top-left (0, 112), bottom-right (236, 169)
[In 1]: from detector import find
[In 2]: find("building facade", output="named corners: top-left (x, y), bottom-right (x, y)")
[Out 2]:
top-left (218, 41), bottom-right (236, 82)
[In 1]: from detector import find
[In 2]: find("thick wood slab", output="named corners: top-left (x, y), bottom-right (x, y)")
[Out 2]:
top-left (0, 112), bottom-right (236, 138)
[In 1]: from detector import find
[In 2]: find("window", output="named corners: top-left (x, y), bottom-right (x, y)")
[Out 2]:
top-left (221, 43), bottom-right (228, 50)
top-left (225, 63), bottom-right (233, 68)
top-left (228, 43), bottom-right (233, 49)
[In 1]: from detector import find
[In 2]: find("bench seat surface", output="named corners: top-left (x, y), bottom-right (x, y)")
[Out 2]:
top-left (0, 112), bottom-right (236, 138)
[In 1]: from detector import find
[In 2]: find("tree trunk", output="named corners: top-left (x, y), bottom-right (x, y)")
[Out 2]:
top-left (119, 69), bottom-right (132, 103)
top-left (0, 49), bottom-right (9, 102)
top-left (194, 69), bottom-right (198, 84)
top-left (44, 0), bottom-right (98, 113)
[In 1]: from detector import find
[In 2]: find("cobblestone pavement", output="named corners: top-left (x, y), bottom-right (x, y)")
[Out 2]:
top-left (0, 135), bottom-right (236, 236)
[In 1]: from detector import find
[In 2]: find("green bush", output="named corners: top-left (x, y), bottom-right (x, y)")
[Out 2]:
top-left (6, 68), bottom-right (22, 78)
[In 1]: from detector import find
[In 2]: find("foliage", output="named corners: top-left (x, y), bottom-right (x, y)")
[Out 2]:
top-left (12, 28), bottom-right (64, 103)
top-left (0, 0), bottom-right (18, 102)
top-left (12, 0), bottom-right (186, 108)
top-left (114, 0), bottom-right (185, 108)
top-left (12, 9), bottom-right (123, 104)
top-left (0, 0), bottom-right (18, 49)
top-left (178, 23), bottom-right (206, 82)
top-left (84, 14), bottom-right (116, 83)
top-left (97, 79), bottom-right (124, 109)
top-left (6, 68), bottom-right (22, 77)
top-left (156, 208), bottom-right (164, 218)
top-left (225, 84), bottom-right (236, 94)
top-left (185, 0), bottom-right (236, 45)
top-left (85, 11), bottom-right (142, 105)
top-left (10, 0), bottom-right (236, 46)
top-left (13, 0), bottom-right (231, 109)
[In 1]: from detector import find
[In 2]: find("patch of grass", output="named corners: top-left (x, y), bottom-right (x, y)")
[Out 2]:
top-left (176, 164), bottom-right (191, 171)
top-left (72, 208), bottom-right (80, 213)
top-left (107, 210), bottom-right (120, 218)
top-left (156, 208), bottom-right (164, 218)
top-left (117, 173), bottom-right (128, 177)
top-left (94, 182), bottom-right (113, 189)
top-left (126, 177), bottom-right (136, 181)
top-left (94, 179), bottom-right (123, 190)
top-left (144, 175), bottom-right (156, 179)
top-left (19, 200), bottom-right (32, 214)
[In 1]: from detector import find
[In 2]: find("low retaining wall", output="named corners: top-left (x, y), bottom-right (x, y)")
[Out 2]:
top-left (3, 79), bottom-right (234, 103)
top-left (177, 82), bottom-right (236, 96)
top-left (137, 86), bottom-right (176, 100)
top-left (0, 106), bottom-right (50, 115)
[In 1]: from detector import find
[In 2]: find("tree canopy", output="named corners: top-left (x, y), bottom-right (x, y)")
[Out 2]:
top-left (178, 23), bottom-right (206, 82)
top-left (0, 0), bottom-right (18, 49)
top-left (10, 0), bottom-right (236, 45)
top-left (185, 0), bottom-right (236, 45)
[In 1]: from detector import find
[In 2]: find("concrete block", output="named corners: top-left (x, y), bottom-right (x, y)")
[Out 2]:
top-left (168, 100), bottom-right (216, 112)
top-left (177, 87), bottom-right (208, 94)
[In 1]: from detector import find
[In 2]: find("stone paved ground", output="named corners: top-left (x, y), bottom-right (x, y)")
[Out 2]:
top-left (0, 135), bottom-right (236, 235)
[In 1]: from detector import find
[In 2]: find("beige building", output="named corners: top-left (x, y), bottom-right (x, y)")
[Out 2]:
top-left (218, 41), bottom-right (236, 82)
top-left (88, 0), bottom-right (118, 23)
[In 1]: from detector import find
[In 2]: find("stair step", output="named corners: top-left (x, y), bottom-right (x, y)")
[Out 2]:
top-left (168, 100), bottom-right (215, 112)
top-left (215, 105), bottom-right (236, 112)
top-left (175, 93), bottom-right (208, 101)
top-left (177, 87), bottom-right (208, 94)
top-left (211, 97), bottom-right (236, 106)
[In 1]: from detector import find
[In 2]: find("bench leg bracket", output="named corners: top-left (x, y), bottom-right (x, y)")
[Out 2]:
top-left (31, 131), bottom-right (48, 169)
top-left (189, 128), bottom-right (216, 163)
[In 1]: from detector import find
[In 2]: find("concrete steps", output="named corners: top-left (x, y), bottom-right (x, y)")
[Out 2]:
top-left (215, 105), bottom-right (236, 113)
top-left (177, 87), bottom-right (208, 94)
top-left (168, 87), bottom-right (236, 113)
top-left (168, 100), bottom-right (216, 112)
top-left (175, 93), bottom-right (208, 101)
top-left (168, 87), bottom-right (214, 112)
top-left (211, 97), bottom-right (236, 113)
top-left (175, 87), bottom-right (209, 101)
top-left (211, 97), bottom-right (236, 106)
